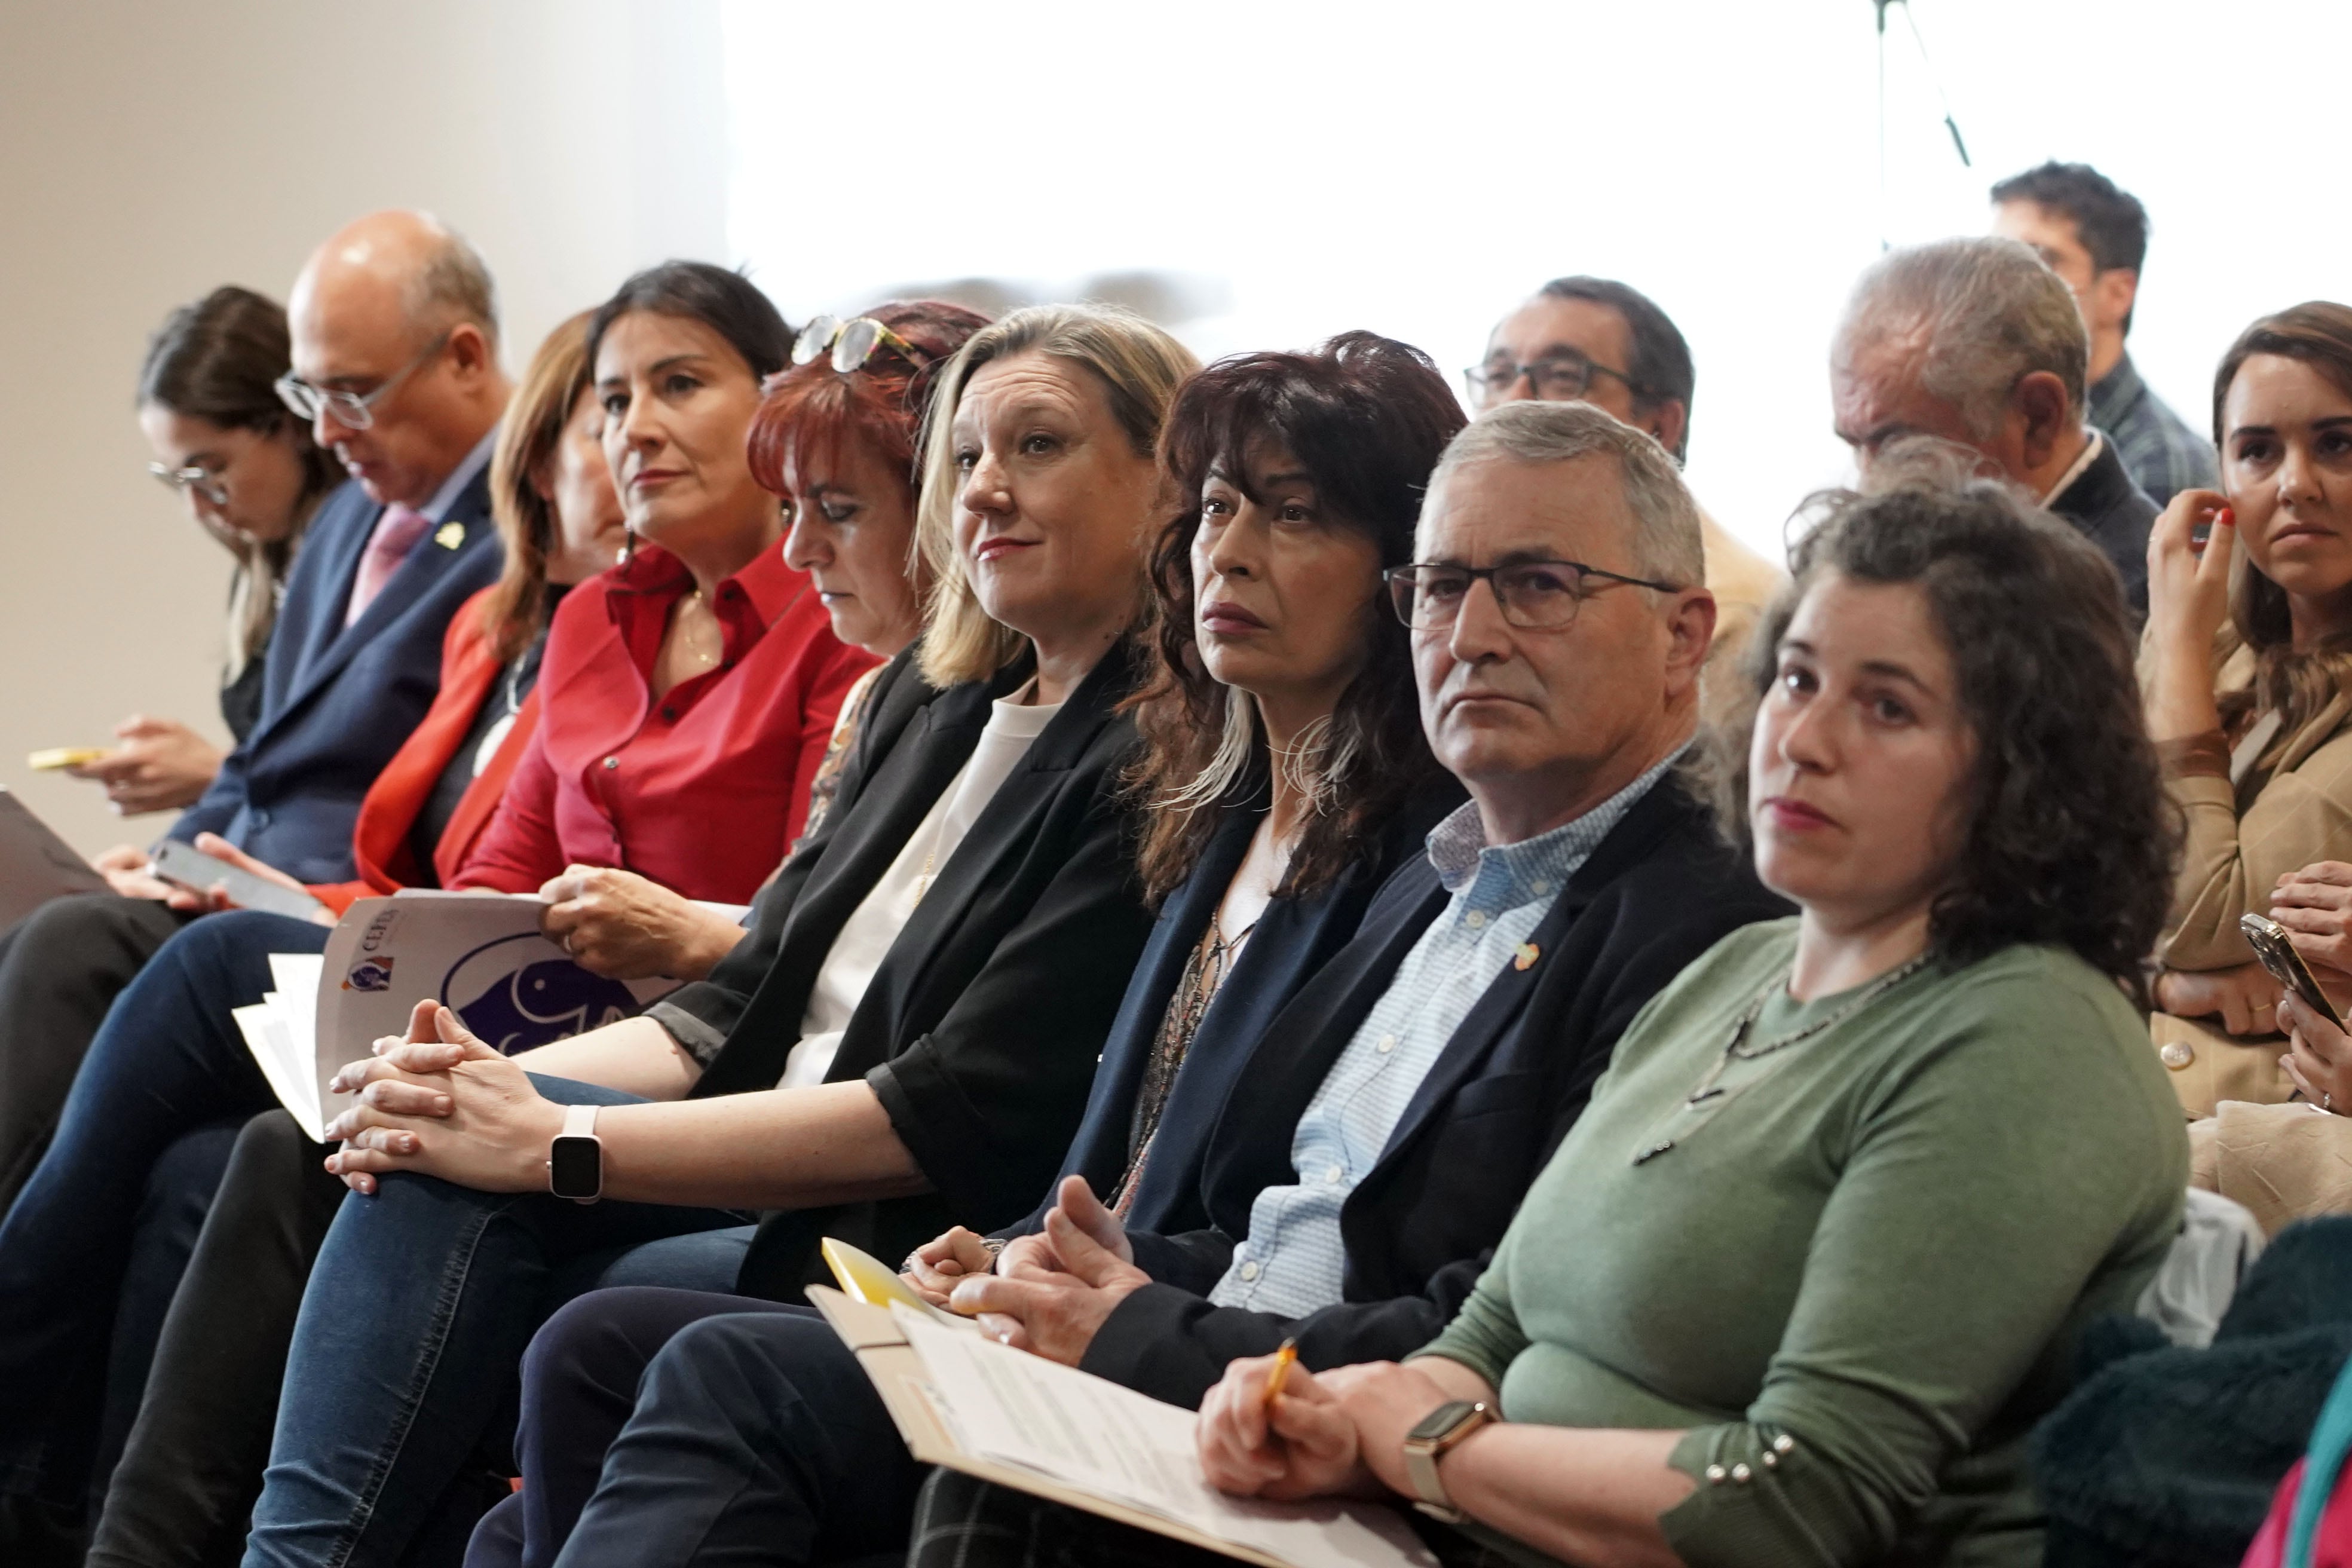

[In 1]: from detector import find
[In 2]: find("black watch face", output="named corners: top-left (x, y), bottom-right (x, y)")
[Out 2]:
top-left (549, 1135), bottom-right (601, 1199)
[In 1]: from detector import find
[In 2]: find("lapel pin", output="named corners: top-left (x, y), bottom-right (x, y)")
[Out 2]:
top-left (1514, 942), bottom-right (1539, 971)
top-left (434, 521), bottom-right (466, 550)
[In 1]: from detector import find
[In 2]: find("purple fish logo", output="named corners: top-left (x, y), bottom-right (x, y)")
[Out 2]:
top-left (344, 958), bottom-right (396, 993)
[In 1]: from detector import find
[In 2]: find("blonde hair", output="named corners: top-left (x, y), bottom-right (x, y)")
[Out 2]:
top-left (912, 304), bottom-right (1199, 689)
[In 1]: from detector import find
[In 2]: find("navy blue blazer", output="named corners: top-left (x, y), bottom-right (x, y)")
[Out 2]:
top-left (169, 467), bottom-right (501, 884)
top-left (1004, 771), bottom-right (1464, 1240)
top-left (1082, 772), bottom-right (1794, 1408)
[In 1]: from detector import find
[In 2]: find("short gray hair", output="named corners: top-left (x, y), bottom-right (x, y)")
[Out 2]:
top-left (1836, 236), bottom-right (2085, 441)
top-left (1426, 399), bottom-right (1704, 587)
top-left (405, 218), bottom-right (500, 353)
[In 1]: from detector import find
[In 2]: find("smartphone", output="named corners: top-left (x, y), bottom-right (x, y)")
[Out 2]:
top-left (26, 747), bottom-right (107, 771)
top-left (2239, 912), bottom-right (2347, 1031)
top-left (149, 838), bottom-right (326, 923)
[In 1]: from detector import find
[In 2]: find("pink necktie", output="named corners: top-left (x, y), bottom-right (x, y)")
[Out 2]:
top-left (344, 504), bottom-right (433, 627)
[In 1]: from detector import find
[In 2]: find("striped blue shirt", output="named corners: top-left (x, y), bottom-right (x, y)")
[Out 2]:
top-left (1208, 752), bottom-right (1681, 1316)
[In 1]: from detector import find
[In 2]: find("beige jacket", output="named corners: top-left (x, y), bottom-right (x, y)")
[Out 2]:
top-left (2150, 651), bottom-right (2352, 1114)
top-left (2189, 1098), bottom-right (2352, 1235)
top-left (1696, 507), bottom-right (1787, 730)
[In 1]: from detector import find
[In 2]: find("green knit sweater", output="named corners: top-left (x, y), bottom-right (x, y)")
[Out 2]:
top-left (1414, 918), bottom-right (2188, 1568)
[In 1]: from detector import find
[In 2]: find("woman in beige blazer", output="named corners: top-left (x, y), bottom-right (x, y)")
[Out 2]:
top-left (2146, 302), bottom-right (2352, 1115)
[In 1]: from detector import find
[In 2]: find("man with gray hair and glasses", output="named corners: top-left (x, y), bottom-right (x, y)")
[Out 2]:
top-left (1831, 234), bottom-right (2159, 611)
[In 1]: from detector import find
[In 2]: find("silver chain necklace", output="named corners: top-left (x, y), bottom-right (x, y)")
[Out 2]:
top-left (1683, 950), bottom-right (1934, 1108)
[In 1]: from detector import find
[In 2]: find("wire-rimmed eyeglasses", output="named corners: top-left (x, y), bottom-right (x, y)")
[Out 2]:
top-left (273, 329), bottom-right (453, 431)
top-left (1460, 353), bottom-right (1643, 406)
top-left (793, 316), bottom-right (934, 375)
top-left (1383, 559), bottom-right (1682, 630)
top-left (148, 462), bottom-right (229, 507)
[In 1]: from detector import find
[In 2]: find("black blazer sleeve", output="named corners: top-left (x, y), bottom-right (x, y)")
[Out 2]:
top-left (866, 770), bottom-right (1155, 1224)
top-left (1082, 779), bottom-right (1793, 1408)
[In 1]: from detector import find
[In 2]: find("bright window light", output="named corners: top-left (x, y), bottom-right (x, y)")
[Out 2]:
top-left (722, 0), bottom-right (2352, 558)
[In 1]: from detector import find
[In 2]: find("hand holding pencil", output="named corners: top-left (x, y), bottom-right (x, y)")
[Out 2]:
top-left (1197, 1342), bottom-right (1371, 1502)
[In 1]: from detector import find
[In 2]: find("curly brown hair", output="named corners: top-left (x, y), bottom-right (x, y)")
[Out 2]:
top-left (1126, 332), bottom-right (1462, 904)
top-left (1702, 461), bottom-right (2179, 1000)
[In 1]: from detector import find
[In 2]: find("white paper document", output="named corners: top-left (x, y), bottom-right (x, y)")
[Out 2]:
top-left (895, 1307), bottom-right (1433, 1568)
top-left (235, 891), bottom-right (684, 1141)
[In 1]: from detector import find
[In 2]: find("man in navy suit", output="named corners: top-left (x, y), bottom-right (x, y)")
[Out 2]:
top-left (0, 210), bottom-right (507, 1217)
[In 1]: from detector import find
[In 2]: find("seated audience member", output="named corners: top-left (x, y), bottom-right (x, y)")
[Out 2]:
top-left (2183, 856), bottom-right (2352, 1232)
top-left (0, 310), bottom-right (624, 1564)
top-left (0, 287), bottom-right (912, 1568)
top-left (1832, 235), bottom-right (2159, 611)
top-left (596, 397), bottom-right (1788, 1568)
top-left (59, 301), bottom-right (978, 1568)
top-left (1466, 275), bottom-right (1785, 713)
top-left (233, 305), bottom-right (1193, 1568)
top-left (0, 212), bottom-right (507, 1217)
top-left (68, 287), bottom-right (339, 817)
top-left (2238, 1291), bottom-right (2352, 1568)
top-left (458, 332), bottom-right (1476, 1568)
top-left (1992, 160), bottom-right (2219, 509)
top-left (999, 464), bottom-right (2199, 1568)
top-left (2145, 304), bottom-right (2352, 1114)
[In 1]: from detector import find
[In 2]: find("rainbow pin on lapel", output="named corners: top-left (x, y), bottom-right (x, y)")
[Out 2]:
top-left (1514, 942), bottom-right (1539, 972)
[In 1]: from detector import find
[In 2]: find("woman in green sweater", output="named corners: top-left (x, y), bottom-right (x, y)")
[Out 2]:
top-left (1193, 465), bottom-right (2193, 1567)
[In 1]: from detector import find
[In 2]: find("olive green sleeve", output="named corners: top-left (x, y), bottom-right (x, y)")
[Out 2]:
top-left (1410, 1240), bottom-right (1530, 1393)
top-left (1653, 984), bottom-right (2185, 1568)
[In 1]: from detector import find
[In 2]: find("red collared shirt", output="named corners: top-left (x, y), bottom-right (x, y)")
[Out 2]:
top-left (455, 541), bottom-right (878, 902)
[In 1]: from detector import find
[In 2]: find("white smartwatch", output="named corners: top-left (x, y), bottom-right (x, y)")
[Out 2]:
top-left (546, 1104), bottom-right (603, 1203)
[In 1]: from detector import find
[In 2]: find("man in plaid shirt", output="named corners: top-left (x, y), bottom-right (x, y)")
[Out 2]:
top-left (1993, 160), bottom-right (2218, 509)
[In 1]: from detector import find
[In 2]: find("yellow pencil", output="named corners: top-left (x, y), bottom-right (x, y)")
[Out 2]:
top-left (1261, 1337), bottom-right (1299, 1411)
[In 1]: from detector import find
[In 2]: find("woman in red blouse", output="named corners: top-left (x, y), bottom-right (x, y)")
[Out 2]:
top-left (455, 262), bottom-right (877, 907)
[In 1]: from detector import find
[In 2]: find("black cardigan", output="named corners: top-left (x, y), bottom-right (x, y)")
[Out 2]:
top-left (647, 639), bottom-right (1157, 1297)
top-left (1080, 773), bottom-right (1793, 1406)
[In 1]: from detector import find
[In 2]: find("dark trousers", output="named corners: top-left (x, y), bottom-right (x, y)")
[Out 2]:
top-left (87, 1110), bottom-right (345, 1568)
top-left (461, 1290), bottom-right (915, 1568)
top-left (0, 892), bottom-right (192, 1213)
top-left (0, 909), bottom-right (318, 1514)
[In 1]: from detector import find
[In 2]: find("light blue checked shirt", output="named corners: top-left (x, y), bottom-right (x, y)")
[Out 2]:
top-left (1207, 751), bottom-right (1682, 1317)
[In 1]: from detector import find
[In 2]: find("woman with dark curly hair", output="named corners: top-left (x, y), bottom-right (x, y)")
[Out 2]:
top-left (2144, 302), bottom-right (2352, 1114)
top-left (1190, 468), bottom-right (2189, 1568)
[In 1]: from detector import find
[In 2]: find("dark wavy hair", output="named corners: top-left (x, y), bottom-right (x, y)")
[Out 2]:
top-left (1702, 457), bottom-right (2178, 1000)
top-left (1126, 331), bottom-right (1463, 904)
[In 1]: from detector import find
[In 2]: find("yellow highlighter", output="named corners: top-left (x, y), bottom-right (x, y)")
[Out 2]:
top-left (27, 748), bottom-right (108, 771)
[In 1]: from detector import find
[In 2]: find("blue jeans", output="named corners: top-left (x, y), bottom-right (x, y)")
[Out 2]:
top-left (242, 1083), bottom-right (754, 1568)
top-left (461, 1289), bottom-right (915, 1568)
top-left (0, 909), bottom-right (318, 1510)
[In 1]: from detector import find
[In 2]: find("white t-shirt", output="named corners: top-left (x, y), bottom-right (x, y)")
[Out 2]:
top-left (779, 687), bottom-right (1064, 1088)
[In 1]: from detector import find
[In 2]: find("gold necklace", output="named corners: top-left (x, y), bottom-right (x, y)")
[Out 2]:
top-left (1682, 951), bottom-right (1933, 1108)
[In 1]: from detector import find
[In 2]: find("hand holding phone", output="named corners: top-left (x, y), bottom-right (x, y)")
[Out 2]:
top-left (2239, 912), bottom-right (2347, 1031)
top-left (149, 838), bottom-right (326, 923)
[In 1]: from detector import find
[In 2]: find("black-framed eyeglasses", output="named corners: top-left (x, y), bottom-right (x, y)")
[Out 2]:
top-left (792, 315), bottom-right (934, 375)
top-left (1383, 559), bottom-right (1682, 631)
top-left (148, 461), bottom-right (229, 506)
top-left (1461, 353), bottom-right (1642, 406)
top-left (274, 329), bottom-right (453, 431)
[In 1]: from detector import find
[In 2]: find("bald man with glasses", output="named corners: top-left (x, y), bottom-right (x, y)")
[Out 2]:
top-left (0, 209), bottom-right (504, 1254)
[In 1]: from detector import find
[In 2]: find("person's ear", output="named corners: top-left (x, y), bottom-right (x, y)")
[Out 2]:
top-left (2091, 267), bottom-right (2139, 338)
top-left (1644, 399), bottom-right (1689, 462)
top-left (2011, 371), bottom-right (2074, 473)
top-left (1662, 586), bottom-right (1718, 700)
top-left (445, 322), bottom-right (494, 382)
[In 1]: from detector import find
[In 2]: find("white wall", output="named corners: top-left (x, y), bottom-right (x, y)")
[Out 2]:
top-left (0, 0), bottom-right (728, 858)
